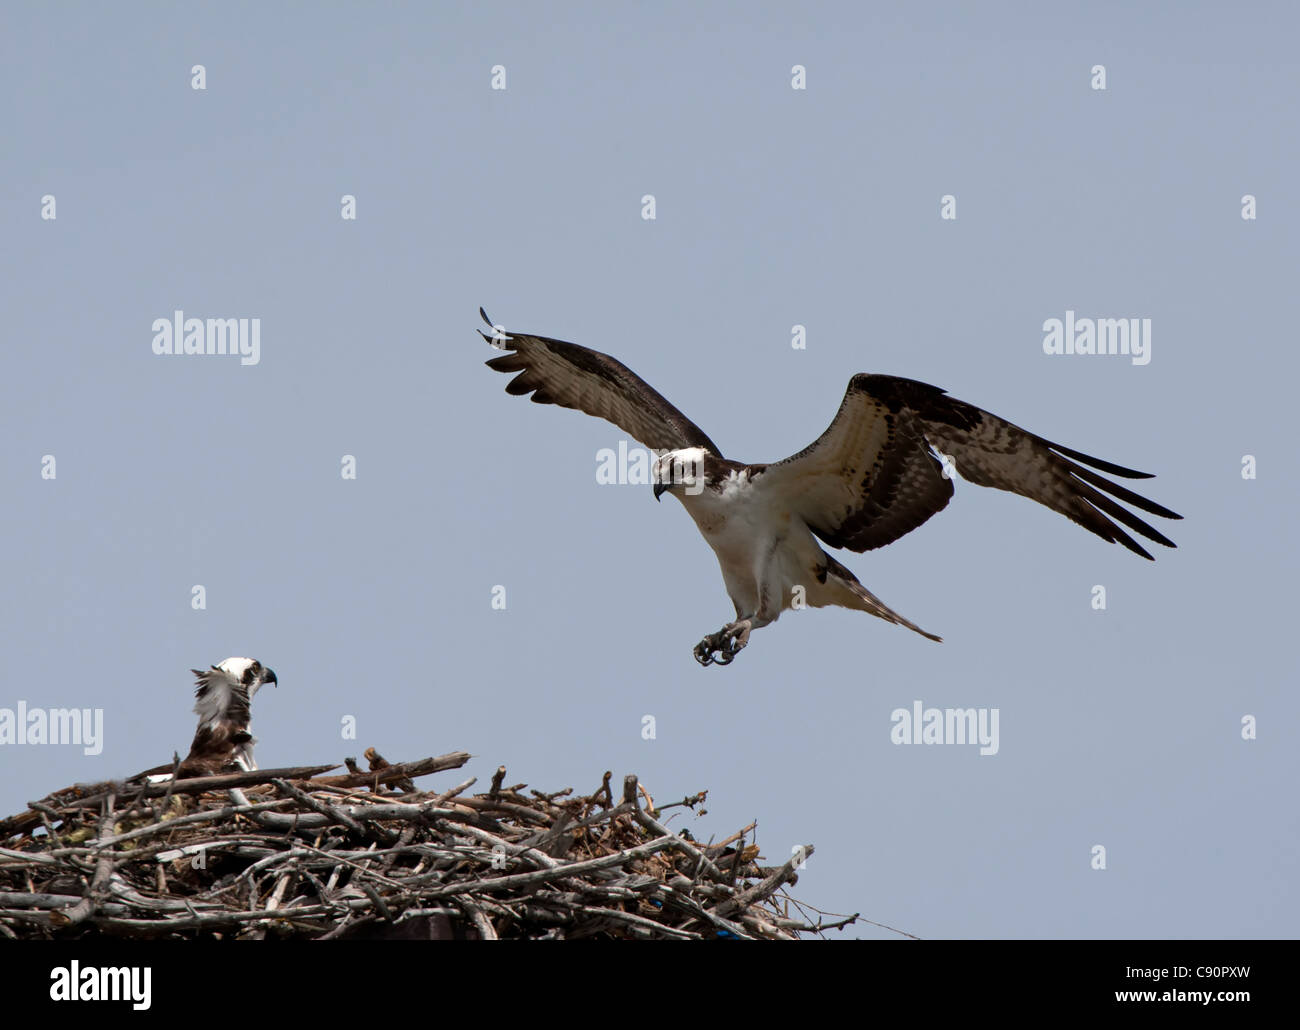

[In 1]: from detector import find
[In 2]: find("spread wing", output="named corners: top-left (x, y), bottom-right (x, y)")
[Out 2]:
top-left (765, 374), bottom-right (1181, 559)
top-left (478, 309), bottom-right (722, 454)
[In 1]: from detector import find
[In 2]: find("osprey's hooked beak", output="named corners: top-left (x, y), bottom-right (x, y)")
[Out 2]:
top-left (653, 482), bottom-right (667, 502)
top-left (264, 668), bottom-right (278, 687)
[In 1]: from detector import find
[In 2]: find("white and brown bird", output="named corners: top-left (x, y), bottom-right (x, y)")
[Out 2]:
top-left (479, 309), bottom-right (1181, 666)
top-left (176, 658), bottom-right (277, 778)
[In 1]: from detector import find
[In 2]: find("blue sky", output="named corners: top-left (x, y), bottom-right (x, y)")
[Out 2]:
top-left (2, 1), bottom-right (1296, 937)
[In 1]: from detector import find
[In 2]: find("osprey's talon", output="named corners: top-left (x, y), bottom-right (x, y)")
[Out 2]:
top-left (695, 627), bottom-right (743, 667)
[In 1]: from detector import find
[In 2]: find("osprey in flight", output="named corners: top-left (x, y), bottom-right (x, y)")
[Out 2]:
top-left (177, 658), bottom-right (277, 778)
top-left (479, 310), bottom-right (1180, 666)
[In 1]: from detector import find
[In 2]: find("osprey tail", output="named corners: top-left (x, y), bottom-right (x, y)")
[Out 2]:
top-left (820, 554), bottom-right (942, 643)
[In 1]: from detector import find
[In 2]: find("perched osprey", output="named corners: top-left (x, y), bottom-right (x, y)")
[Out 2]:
top-left (478, 310), bottom-right (1180, 666)
top-left (176, 658), bottom-right (277, 778)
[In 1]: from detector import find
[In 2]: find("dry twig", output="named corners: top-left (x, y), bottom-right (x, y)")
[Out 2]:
top-left (0, 747), bottom-right (852, 941)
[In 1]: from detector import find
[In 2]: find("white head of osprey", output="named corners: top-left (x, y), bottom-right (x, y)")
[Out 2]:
top-left (596, 441), bottom-right (704, 493)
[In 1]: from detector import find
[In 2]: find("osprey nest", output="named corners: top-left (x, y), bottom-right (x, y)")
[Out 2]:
top-left (0, 749), bottom-right (855, 940)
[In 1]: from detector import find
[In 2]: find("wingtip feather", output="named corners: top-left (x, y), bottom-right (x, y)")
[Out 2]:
top-left (1049, 441), bottom-right (1156, 479)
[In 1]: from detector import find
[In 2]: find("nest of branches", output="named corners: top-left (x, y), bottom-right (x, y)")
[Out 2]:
top-left (0, 749), bottom-right (855, 940)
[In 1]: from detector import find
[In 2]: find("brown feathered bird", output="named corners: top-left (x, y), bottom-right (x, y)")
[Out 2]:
top-left (176, 658), bottom-right (277, 779)
top-left (478, 308), bottom-right (1181, 666)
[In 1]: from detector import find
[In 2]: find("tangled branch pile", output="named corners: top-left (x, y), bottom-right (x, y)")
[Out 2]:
top-left (0, 749), bottom-right (855, 940)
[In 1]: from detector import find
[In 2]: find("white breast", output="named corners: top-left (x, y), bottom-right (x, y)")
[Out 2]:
top-left (675, 469), bottom-right (802, 619)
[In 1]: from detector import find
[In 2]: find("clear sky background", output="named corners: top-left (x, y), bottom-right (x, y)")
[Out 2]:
top-left (2, 2), bottom-right (1295, 938)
